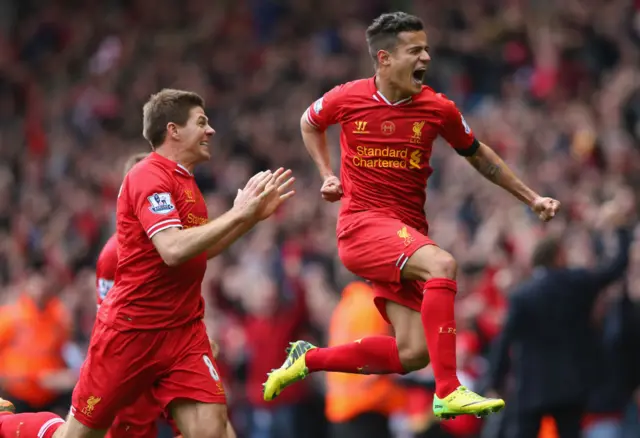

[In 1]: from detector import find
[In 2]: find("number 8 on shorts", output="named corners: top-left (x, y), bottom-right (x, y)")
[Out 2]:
top-left (203, 354), bottom-right (220, 381)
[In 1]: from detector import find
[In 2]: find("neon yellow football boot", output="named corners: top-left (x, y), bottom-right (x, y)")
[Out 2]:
top-left (433, 386), bottom-right (505, 419)
top-left (0, 397), bottom-right (15, 414)
top-left (263, 340), bottom-right (316, 401)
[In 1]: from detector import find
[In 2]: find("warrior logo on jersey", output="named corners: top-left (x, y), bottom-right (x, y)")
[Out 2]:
top-left (148, 192), bottom-right (175, 215)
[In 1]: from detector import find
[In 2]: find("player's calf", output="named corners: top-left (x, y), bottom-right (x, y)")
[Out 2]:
top-left (386, 301), bottom-right (430, 371)
top-left (403, 245), bottom-right (462, 398)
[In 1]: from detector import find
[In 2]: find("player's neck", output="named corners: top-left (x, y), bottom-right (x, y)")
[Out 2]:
top-left (375, 75), bottom-right (412, 103)
top-left (154, 145), bottom-right (196, 173)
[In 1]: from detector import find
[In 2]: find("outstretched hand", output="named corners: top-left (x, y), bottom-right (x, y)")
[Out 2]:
top-left (233, 168), bottom-right (295, 221)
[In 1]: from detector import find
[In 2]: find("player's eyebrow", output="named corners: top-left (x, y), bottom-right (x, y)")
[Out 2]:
top-left (197, 115), bottom-right (209, 124)
top-left (409, 44), bottom-right (429, 52)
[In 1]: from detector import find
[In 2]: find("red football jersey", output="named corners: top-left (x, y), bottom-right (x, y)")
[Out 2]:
top-left (96, 234), bottom-right (118, 306)
top-left (304, 77), bottom-right (478, 231)
top-left (98, 152), bottom-right (208, 330)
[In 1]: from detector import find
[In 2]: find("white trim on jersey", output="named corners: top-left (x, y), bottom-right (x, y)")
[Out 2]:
top-left (375, 91), bottom-right (412, 106)
top-left (175, 164), bottom-right (191, 177)
top-left (147, 218), bottom-right (183, 238)
top-left (38, 417), bottom-right (65, 438)
top-left (304, 108), bottom-right (320, 128)
top-left (148, 223), bottom-right (182, 239)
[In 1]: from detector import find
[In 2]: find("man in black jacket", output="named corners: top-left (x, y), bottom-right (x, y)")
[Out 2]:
top-left (486, 203), bottom-right (633, 438)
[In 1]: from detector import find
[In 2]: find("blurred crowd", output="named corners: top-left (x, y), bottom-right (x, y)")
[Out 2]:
top-left (1, 0), bottom-right (640, 437)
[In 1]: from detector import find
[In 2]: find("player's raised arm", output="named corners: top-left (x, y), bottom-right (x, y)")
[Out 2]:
top-left (438, 98), bottom-right (560, 222)
top-left (301, 85), bottom-right (345, 202)
top-left (465, 143), bottom-right (560, 222)
top-left (152, 170), bottom-right (293, 266)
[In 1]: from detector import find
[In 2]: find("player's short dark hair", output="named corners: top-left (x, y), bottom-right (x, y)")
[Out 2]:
top-left (532, 235), bottom-right (562, 268)
top-left (366, 12), bottom-right (425, 63)
top-left (123, 152), bottom-right (148, 177)
top-left (142, 89), bottom-right (205, 148)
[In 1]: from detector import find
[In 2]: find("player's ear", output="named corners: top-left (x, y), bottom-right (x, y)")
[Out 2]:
top-left (377, 50), bottom-right (392, 67)
top-left (167, 122), bottom-right (180, 140)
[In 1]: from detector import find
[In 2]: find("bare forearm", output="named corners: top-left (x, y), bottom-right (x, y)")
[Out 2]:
top-left (466, 142), bottom-right (538, 206)
top-left (156, 210), bottom-right (246, 266)
top-left (301, 117), bottom-right (333, 178)
top-left (206, 219), bottom-right (257, 259)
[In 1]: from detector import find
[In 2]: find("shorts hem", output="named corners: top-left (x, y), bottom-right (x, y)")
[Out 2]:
top-left (394, 240), bottom-right (438, 281)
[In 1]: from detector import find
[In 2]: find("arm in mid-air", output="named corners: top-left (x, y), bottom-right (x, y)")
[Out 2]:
top-left (300, 86), bottom-right (345, 201)
top-left (438, 97), bottom-right (559, 219)
top-left (153, 209), bottom-right (249, 266)
top-left (205, 219), bottom-right (258, 259)
top-left (301, 116), bottom-right (334, 179)
top-left (465, 142), bottom-right (538, 207)
top-left (153, 169), bottom-right (294, 265)
top-left (465, 142), bottom-right (559, 220)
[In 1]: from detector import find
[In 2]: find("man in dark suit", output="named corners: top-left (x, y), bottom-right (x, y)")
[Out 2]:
top-left (486, 202), bottom-right (633, 438)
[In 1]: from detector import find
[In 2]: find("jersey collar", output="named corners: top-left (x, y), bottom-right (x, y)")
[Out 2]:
top-left (369, 76), bottom-right (413, 106)
top-left (149, 152), bottom-right (193, 177)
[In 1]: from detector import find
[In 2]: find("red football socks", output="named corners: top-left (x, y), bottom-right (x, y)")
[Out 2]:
top-left (305, 335), bottom-right (405, 374)
top-left (422, 278), bottom-right (461, 398)
top-left (0, 412), bottom-right (64, 438)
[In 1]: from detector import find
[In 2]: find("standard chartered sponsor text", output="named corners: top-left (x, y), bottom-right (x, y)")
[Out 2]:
top-left (353, 145), bottom-right (409, 169)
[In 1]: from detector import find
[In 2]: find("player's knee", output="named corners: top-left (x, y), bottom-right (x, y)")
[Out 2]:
top-left (404, 247), bottom-right (457, 281)
top-left (427, 250), bottom-right (457, 279)
top-left (396, 341), bottom-right (430, 372)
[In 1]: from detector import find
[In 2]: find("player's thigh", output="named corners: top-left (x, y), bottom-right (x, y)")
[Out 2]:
top-left (170, 401), bottom-right (228, 438)
top-left (57, 415), bottom-right (107, 438)
top-left (156, 321), bottom-right (227, 438)
top-left (338, 215), bottom-right (434, 284)
top-left (402, 243), bottom-right (457, 281)
top-left (70, 321), bottom-right (162, 431)
top-left (106, 391), bottom-right (162, 438)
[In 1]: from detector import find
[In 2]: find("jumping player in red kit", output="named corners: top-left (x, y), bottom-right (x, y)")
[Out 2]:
top-left (0, 89), bottom-right (295, 438)
top-left (263, 12), bottom-right (560, 419)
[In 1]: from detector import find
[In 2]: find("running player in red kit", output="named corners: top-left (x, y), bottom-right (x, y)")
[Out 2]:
top-left (51, 89), bottom-right (292, 438)
top-left (95, 152), bottom-right (174, 438)
top-left (263, 12), bottom-right (560, 419)
top-left (95, 153), bottom-right (232, 438)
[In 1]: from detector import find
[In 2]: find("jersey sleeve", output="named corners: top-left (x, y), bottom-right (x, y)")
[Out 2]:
top-left (95, 254), bottom-right (114, 305)
top-left (129, 168), bottom-right (183, 239)
top-left (439, 97), bottom-right (479, 157)
top-left (303, 84), bottom-right (347, 131)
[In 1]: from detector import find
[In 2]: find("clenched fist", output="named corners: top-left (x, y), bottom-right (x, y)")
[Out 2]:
top-left (531, 196), bottom-right (561, 222)
top-left (321, 174), bottom-right (343, 202)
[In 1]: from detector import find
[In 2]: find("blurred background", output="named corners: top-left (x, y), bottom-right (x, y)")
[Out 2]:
top-left (1, 0), bottom-right (640, 437)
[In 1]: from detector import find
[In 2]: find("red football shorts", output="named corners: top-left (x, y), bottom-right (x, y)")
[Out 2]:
top-left (338, 213), bottom-right (436, 323)
top-left (105, 391), bottom-right (160, 438)
top-left (71, 319), bottom-right (226, 430)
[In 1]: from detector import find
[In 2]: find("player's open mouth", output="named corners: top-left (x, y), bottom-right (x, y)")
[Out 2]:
top-left (199, 142), bottom-right (208, 147)
top-left (412, 68), bottom-right (426, 85)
